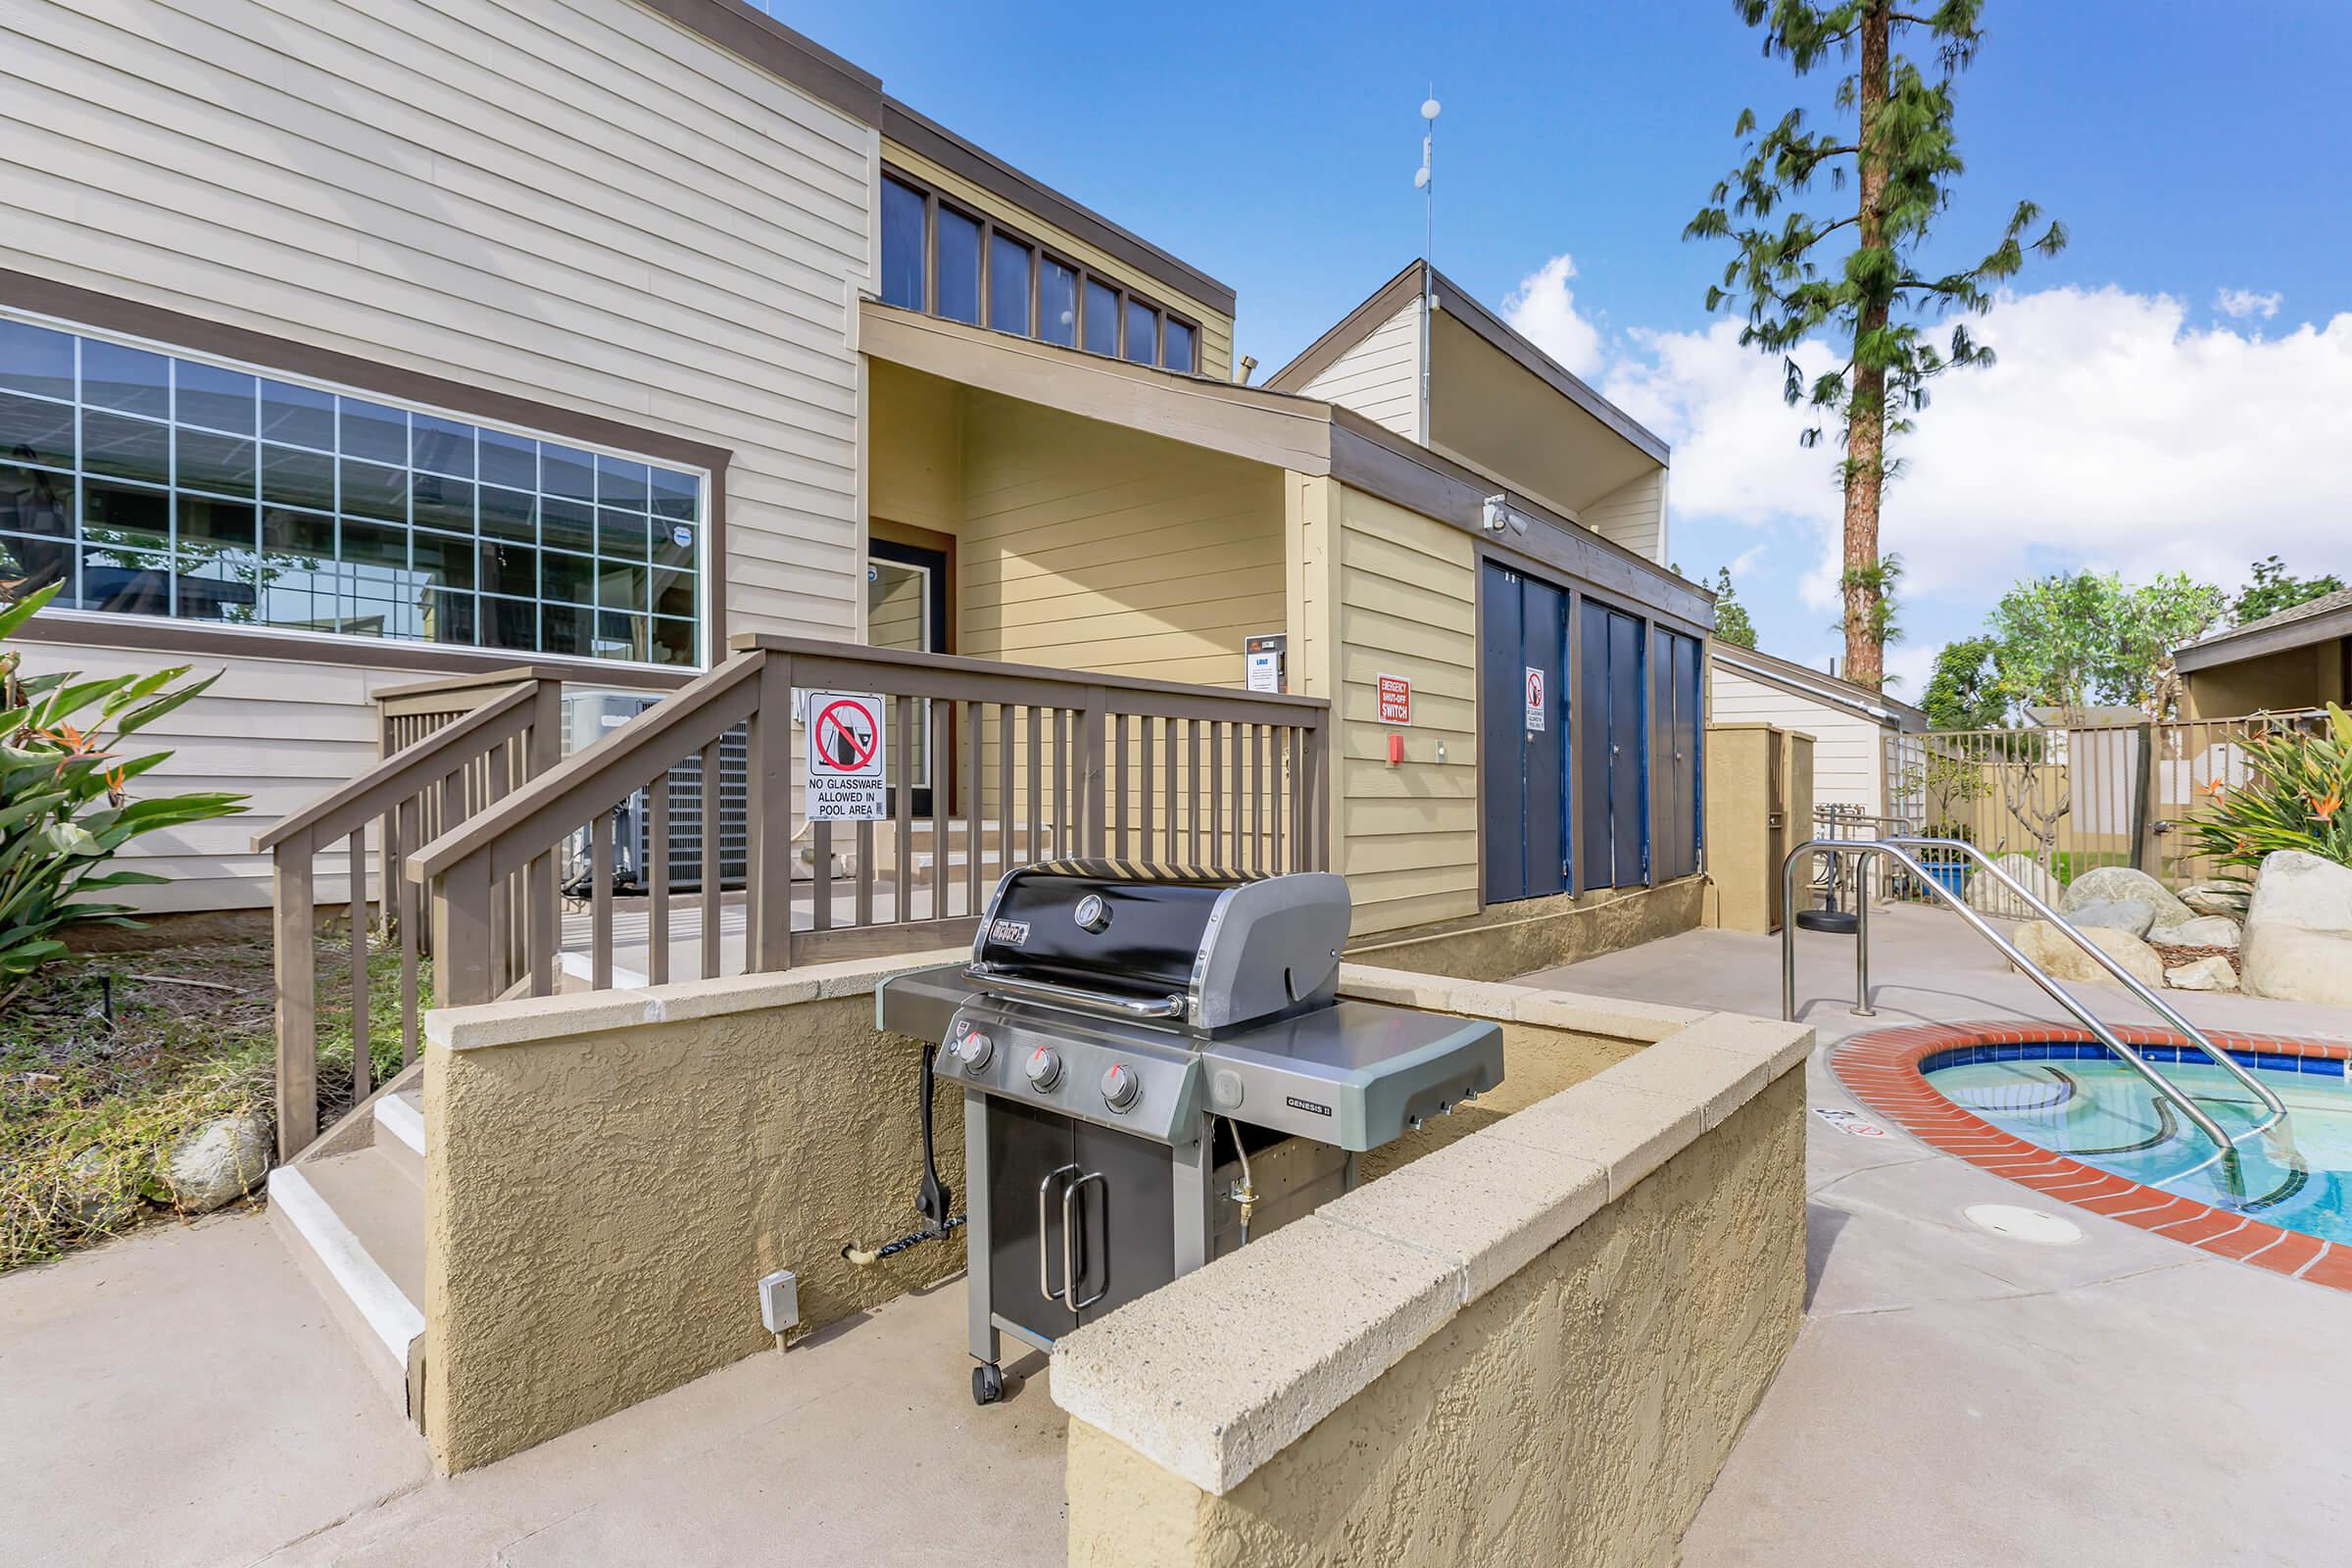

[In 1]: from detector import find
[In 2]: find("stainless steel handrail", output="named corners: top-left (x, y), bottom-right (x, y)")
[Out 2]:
top-left (1780, 838), bottom-right (2265, 1165)
top-left (966, 965), bottom-right (1186, 1021)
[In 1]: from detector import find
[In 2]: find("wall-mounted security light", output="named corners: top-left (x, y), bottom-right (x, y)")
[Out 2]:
top-left (1481, 495), bottom-right (1531, 536)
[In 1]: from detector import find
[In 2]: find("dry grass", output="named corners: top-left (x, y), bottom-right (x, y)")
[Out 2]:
top-left (0, 931), bottom-right (417, 1271)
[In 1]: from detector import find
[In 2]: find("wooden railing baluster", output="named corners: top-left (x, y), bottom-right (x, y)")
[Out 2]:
top-left (649, 768), bottom-right (672, 985)
top-left (700, 737), bottom-right (722, 981)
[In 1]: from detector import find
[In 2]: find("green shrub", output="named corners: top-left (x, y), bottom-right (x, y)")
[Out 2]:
top-left (2182, 705), bottom-right (2352, 898)
top-left (1, 583), bottom-right (247, 995)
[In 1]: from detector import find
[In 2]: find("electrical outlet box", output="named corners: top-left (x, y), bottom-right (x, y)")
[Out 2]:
top-left (759, 1268), bottom-right (799, 1334)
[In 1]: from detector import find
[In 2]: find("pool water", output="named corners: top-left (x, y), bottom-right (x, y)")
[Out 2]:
top-left (1926, 1049), bottom-right (2352, 1244)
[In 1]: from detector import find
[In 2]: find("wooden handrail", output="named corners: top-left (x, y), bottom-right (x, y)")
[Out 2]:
top-left (253, 681), bottom-right (540, 852)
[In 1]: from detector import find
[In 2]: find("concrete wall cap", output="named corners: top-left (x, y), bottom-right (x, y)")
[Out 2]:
top-left (422, 949), bottom-right (967, 1051)
top-left (1483, 1078), bottom-right (1706, 1200)
top-left (1337, 964), bottom-right (1707, 1038)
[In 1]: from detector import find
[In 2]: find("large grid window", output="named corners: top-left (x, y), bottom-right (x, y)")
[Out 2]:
top-left (0, 317), bottom-right (705, 667)
top-left (879, 169), bottom-right (1201, 373)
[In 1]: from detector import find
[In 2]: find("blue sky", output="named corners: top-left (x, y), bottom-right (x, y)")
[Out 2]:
top-left (767, 0), bottom-right (2352, 689)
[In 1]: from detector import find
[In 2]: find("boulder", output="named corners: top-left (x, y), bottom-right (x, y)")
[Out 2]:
top-left (2011, 919), bottom-right (2166, 989)
top-left (2165, 956), bottom-right (2239, 992)
top-left (2239, 850), bottom-right (2352, 1006)
top-left (2060, 865), bottom-right (2194, 928)
top-left (163, 1110), bottom-right (272, 1214)
top-left (1969, 854), bottom-right (2062, 916)
top-left (2149, 914), bottom-right (2243, 950)
top-left (2178, 881), bottom-right (2247, 918)
top-left (2065, 898), bottom-right (2158, 938)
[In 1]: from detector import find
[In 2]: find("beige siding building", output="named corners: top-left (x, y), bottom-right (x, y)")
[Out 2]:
top-left (1708, 645), bottom-right (1926, 822)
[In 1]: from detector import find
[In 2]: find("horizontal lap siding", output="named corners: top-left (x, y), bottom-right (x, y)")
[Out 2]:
top-left (1708, 665), bottom-right (1882, 815)
top-left (1333, 485), bottom-right (1477, 935)
top-left (1583, 467), bottom-right (1667, 566)
top-left (1300, 303), bottom-right (1420, 440)
top-left (1, 0), bottom-right (873, 645)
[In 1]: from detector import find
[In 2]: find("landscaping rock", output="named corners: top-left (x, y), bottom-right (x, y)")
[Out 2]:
top-left (2059, 865), bottom-right (2193, 928)
top-left (2179, 881), bottom-right (2247, 918)
top-left (163, 1110), bottom-right (272, 1214)
top-left (1969, 854), bottom-right (2062, 915)
top-left (2011, 919), bottom-right (2165, 988)
top-left (2149, 914), bottom-right (2242, 950)
top-left (2166, 956), bottom-right (2239, 992)
top-left (2239, 850), bottom-right (2352, 1006)
top-left (2065, 898), bottom-right (2158, 938)
top-left (58, 1147), bottom-right (137, 1230)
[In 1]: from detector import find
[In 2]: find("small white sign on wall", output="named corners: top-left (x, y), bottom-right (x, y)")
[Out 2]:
top-left (806, 691), bottom-right (887, 820)
top-left (1524, 666), bottom-right (1546, 731)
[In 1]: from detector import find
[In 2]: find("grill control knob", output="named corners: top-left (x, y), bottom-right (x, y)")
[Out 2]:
top-left (952, 1030), bottom-right (994, 1071)
top-left (1101, 1062), bottom-right (1140, 1112)
top-left (1023, 1046), bottom-right (1063, 1092)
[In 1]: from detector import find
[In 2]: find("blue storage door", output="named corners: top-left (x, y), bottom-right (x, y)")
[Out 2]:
top-left (1577, 601), bottom-right (1614, 892)
top-left (1670, 632), bottom-right (1702, 879)
top-left (1480, 563), bottom-right (1529, 903)
top-left (1607, 609), bottom-right (1646, 886)
top-left (1519, 575), bottom-right (1567, 898)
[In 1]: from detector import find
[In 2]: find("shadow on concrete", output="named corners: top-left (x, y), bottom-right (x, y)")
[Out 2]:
top-left (1802, 1202), bottom-right (1848, 1311)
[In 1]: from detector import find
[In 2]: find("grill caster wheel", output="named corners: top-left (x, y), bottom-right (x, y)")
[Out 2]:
top-left (972, 1363), bottom-right (1004, 1406)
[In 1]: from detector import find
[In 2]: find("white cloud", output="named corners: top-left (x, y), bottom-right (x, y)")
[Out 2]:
top-left (2216, 287), bottom-right (2282, 320)
top-left (1501, 254), bottom-right (1604, 378)
top-left (1598, 286), bottom-right (2352, 611)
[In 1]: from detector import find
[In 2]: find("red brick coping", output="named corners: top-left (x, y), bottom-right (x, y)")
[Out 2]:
top-left (1830, 1022), bottom-right (2352, 1292)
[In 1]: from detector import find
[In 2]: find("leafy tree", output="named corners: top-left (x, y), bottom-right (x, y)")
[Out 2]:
top-left (1686, 0), bottom-right (2065, 691)
top-left (1985, 570), bottom-right (2226, 721)
top-left (2233, 555), bottom-right (2343, 626)
top-left (1706, 567), bottom-right (1759, 648)
top-left (1922, 633), bottom-right (2004, 729)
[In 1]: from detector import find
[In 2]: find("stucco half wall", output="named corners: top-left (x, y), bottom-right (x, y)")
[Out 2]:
top-left (1055, 973), bottom-right (1810, 1567)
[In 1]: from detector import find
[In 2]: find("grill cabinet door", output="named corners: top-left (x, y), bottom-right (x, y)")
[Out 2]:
top-left (1070, 1118), bottom-right (1177, 1327)
top-left (984, 1098), bottom-right (1079, 1344)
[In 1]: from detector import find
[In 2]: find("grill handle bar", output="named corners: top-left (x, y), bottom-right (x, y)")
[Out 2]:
top-left (964, 965), bottom-right (1185, 1022)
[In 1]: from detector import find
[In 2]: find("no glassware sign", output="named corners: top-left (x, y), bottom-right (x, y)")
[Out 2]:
top-left (807, 691), bottom-right (886, 820)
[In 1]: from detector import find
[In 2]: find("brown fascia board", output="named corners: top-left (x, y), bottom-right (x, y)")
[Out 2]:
top-left (2175, 605), bottom-right (2352, 673)
top-left (636, 0), bottom-right (883, 122)
top-left (1262, 261), bottom-right (1427, 392)
top-left (881, 99), bottom-right (1237, 318)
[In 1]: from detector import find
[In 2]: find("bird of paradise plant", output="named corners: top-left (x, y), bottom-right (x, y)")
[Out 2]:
top-left (2182, 705), bottom-right (2352, 906)
top-left (1, 583), bottom-right (246, 997)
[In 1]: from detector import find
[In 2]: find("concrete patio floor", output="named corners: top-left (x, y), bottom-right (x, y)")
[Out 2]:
top-left (13, 901), bottom-right (2352, 1566)
top-left (1519, 904), bottom-right (2352, 1567)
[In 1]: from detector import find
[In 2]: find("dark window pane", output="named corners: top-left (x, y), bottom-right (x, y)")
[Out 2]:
top-left (482, 595), bottom-right (537, 651)
top-left (339, 517), bottom-right (408, 570)
top-left (478, 541), bottom-right (537, 598)
top-left (936, 206), bottom-right (981, 324)
top-left (539, 496), bottom-right (594, 553)
top-left (82, 410), bottom-right (170, 485)
top-left (263, 507), bottom-right (335, 560)
top-left (339, 398), bottom-right (407, 465)
top-left (261, 444), bottom-right (335, 513)
top-left (175, 361), bottom-right (255, 434)
top-left (1124, 300), bottom-right (1158, 364)
top-left (540, 602), bottom-right (589, 656)
top-left (0, 320), bottom-right (74, 401)
top-left (260, 379), bottom-right (335, 449)
top-left (176, 427), bottom-right (255, 498)
top-left (81, 478), bottom-right (169, 550)
top-left (990, 233), bottom-right (1032, 334)
top-left (880, 175), bottom-right (929, 310)
top-left (541, 550), bottom-right (593, 605)
top-left (598, 561), bottom-right (649, 613)
top-left (651, 616), bottom-right (696, 665)
top-left (0, 390), bottom-right (74, 468)
top-left (0, 464), bottom-right (72, 537)
top-left (593, 611), bottom-right (647, 662)
top-left (596, 454), bottom-right (648, 509)
top-left (1083, 279), bottom-right (1119, 356)
top-left (77, 546), bottom-right (172, 615)
top-left (1039, 258), bottom-right (1077, 348)
top-left (652, 571), bottom-right (696, 620)
top-left (339, 458), bottom-right (407, 522)
top-left (652, 518), bottom-right (695, 569)
top-left (479, 426), bottom-right (536, 489)
top-left (0, 531), bottom-right (72, 596)
top-left (412, 472), bottom-right (473, 533)
top-left (541, 443), bottom-right (594, 503)
top-left (1163, 318), bottom-right (1196, 373)
top-left (597, 508), bottom-right (650, 559)
top-left (479, 484), bottom-right (536, 542)
top-left (424, 588), bottom-right (476, 647)
top-left (410, 530), bottom-right (476, 591)
top-left (177, 496), bottom-right (257, 553)
top-left (412, 414), bottom-right (474, 477)
top-left (82, 340), bottom-right (170, 417)
top-left (649, 466), bottom-right (698, 521)
top-left (175, 552), bottom-right (258, 622)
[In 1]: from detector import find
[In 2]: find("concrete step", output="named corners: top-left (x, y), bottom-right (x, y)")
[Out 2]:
top-left (372, 1088), bottom-right (425, 1189)
top-left (268, 1145), bottom-right (425, 1414)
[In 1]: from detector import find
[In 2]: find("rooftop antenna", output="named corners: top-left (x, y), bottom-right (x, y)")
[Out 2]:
top-left (1415, 89), bottom-right (1440, 445)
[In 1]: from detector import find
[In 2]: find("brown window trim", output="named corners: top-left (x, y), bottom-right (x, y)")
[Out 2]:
top-left (0, 266), bottom-right (733, 669)
top-left (882, 165), bottom-right (1200, 374)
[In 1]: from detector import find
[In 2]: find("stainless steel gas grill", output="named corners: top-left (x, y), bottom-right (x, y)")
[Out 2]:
top-left (876, 860), bottom-right (1503, 1405)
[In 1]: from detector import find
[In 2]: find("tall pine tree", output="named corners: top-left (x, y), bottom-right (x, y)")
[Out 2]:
top-left (1687, 0), bottom-right (2065, 688)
